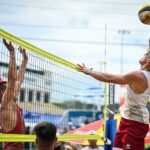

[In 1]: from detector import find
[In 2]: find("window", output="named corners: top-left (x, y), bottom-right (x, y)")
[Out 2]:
top-left (44, 93), bottom-right (49, 103)
top-left (20, 89), bottom-right (25, 102)
top-left (28, 90), bottom-right (33, 102)
top-left (36, 91), bottom-right (41, 102)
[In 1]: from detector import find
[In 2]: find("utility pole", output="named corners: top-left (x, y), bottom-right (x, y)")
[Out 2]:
top-left (98, 60), bottom-right (106, 111)
top-left (118, 30), bottom-right (130, 74)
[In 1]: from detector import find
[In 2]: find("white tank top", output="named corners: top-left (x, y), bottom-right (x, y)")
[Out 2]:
top-left (119, 70), bottom-right (150, 124)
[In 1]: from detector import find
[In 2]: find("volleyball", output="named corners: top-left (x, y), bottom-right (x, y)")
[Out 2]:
top-left (138, 4), bottom-right (150, 25)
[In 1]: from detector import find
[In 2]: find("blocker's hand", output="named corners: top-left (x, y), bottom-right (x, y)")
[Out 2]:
top-left (18, 46), bottom-right (28, 62)
top-left (3, 39), bottom-right (15, 52)
top-left (76, 63), bottom-right (92, 75)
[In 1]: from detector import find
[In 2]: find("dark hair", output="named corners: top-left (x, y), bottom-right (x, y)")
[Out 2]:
top-left (34, 122), bottom-right (57, 143)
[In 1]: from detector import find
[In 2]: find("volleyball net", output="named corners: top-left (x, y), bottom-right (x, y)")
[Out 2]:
top-left (0, 29), bottom-right (106, 142)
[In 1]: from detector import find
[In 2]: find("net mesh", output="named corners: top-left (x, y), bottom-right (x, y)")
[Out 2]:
top-left (0, 30), bottom-right (101, 134)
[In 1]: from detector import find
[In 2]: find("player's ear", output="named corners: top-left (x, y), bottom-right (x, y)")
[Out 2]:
top-left (146, 58), bottom-right (150, 70)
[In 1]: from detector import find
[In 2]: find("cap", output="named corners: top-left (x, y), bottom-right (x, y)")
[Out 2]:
top-left (88, 130), bottom-right (96, 135)
top-left (0, 77), bottom-right (7, 85)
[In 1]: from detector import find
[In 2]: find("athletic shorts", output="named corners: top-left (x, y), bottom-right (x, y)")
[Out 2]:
top-left (114, 117), bottom-right (149, 150)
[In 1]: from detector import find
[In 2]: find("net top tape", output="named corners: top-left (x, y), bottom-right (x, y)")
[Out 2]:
top-left (0, 29), bottom-right (76, 69)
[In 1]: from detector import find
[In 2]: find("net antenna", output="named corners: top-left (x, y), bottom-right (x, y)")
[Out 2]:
top-left (103, 24), bottom-right (109, 144)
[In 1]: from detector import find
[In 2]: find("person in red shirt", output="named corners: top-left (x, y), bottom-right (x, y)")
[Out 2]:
top-left (0, 39), bottom-right (28, 150)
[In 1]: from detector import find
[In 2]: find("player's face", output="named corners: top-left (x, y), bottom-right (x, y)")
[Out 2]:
top-left (139, 54), bottom-right (150, 70)
top-left (139, 55), bottom-right (148, 66)
top-left (88, 139), bottom-right (97, 147)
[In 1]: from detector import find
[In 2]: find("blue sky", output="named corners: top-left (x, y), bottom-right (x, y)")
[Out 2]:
top-left (0, 0), bottom-right (150, 74)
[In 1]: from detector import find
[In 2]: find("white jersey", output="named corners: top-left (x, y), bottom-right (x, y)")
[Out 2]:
top-left (119, 70), bottom-right (150, 124)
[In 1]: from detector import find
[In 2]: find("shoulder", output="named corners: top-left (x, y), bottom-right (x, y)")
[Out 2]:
top-left (119, 70), bottom-right (146, 85)
top-left (124, 70), bottom-right (140, 75)
top-left (123, 70), bottom-right (145, 79)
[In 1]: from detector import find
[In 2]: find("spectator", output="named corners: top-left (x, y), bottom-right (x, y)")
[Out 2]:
top-left (33, 122), bottom-right (57, 150)
top-left (81, 131), bottom-right (103, 150)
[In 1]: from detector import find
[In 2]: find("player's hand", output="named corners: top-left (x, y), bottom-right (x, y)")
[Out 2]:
top-left (3, 39), bottom-right (15, 52)
top-left (18, 46), bottom-right (28, 62)
top-left (76, 63), bottom-right (93, 75)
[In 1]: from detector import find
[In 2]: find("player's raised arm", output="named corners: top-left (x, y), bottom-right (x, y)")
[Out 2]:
top-left (13, 46), bottom-right (28, 101)
top-left (2, 39), bottom-right (17, 105)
